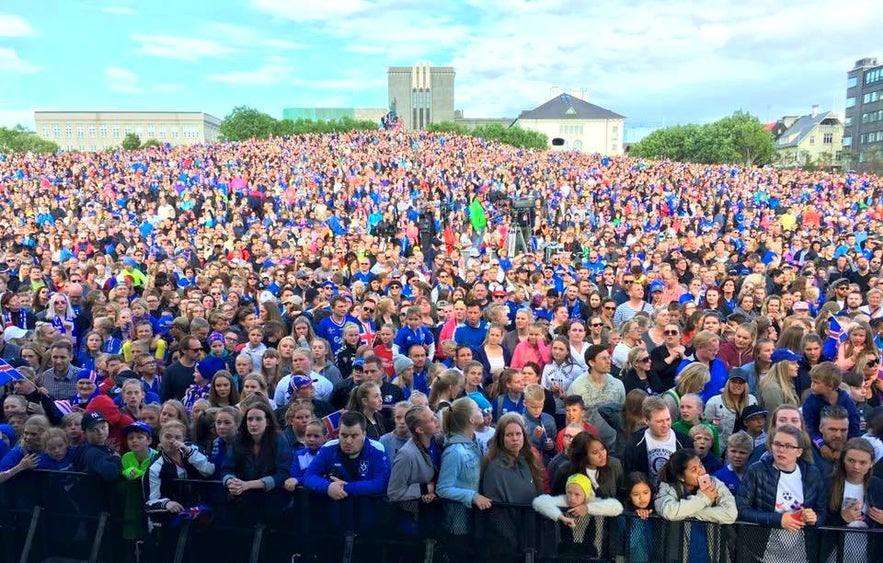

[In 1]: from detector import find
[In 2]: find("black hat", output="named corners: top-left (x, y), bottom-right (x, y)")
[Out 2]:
top-left (81, 411), bottom-right (107, 431)
top-left (741, 405), bottom-right (767, 423)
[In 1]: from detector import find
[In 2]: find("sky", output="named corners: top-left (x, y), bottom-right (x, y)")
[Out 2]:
top-left (2, 0), bottom-right (882, 140)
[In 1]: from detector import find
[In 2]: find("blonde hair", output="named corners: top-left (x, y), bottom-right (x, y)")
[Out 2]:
top-left (759, 361), bottom-right (799, 406)
top-left (675, 362), bottom-right (711, 395)
top-left (442, 396), bottom-right (476, 434)
top-left (523, 383), bottom-right (545, 403)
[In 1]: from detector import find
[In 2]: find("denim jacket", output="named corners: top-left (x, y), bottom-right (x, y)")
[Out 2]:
top-left (437, 433), bottom-right (483, 535)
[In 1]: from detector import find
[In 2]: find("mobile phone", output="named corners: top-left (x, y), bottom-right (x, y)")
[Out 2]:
top-left (697, 474), bottom-right (712, 490)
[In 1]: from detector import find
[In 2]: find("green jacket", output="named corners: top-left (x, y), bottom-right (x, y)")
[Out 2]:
top-left (121, 448), bottom-right (156, 480)
top-left (469, 198), bottom-right (487, 231)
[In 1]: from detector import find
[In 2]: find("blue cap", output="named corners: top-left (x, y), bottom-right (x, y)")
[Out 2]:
top-left (770, 348), bottom-right (801, 364)
top-left (122, 421), bottom-right (153, 436)
top-left (648, 281), bottom-right (665, 293)
top-left (291, 375), bottom-right (318, 389)
top-left (468, 392), bottom-right (492, 412)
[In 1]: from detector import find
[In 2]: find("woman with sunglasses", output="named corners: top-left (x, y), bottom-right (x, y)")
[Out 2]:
top-left (622, 347), bottom-right (665, 396)
top-left (649, 322), bottom-right (687, 391)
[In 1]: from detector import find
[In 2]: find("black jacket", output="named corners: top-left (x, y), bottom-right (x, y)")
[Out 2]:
top-left (621, 428), bottom-right (692, 478)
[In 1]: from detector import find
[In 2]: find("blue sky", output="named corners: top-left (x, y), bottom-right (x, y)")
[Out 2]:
top-left (2, 0), bottom-right (882, 139)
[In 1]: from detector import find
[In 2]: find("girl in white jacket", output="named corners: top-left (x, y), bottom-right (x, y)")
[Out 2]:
top-left (533, 473), bottom-right (623, 548)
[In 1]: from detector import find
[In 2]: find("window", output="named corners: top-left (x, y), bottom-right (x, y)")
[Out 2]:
top-left (612, 125), bottom-right (618, 134)
top-left (99, 125), bottom-right (107, 138)
top-left (846, 97), bottom-right (856, 108)
top-left (124, 126), bottom-right (132, 135)
top-left (53, 125), bottom-right (61, 138)
top-left (41, 126), bottom-right (49, 137)
top-left (809, 136), bottom-right (815, 145)
top-left (159, 126), bottom-right (167, 137)
top-left (823, 133), bottom-right (833, 144)
top-left (76, 126), bottom-right (84, 138)
top-left (136, 126), bottom-right (144, 136)
top-left (847, 76), bottom-right (857, 88)
top-left (169, 127), bottom-right (178, 139)
top-left (112, 125), bottom-right (120, 138)
top-left (843, 136), bottom-right (852, 147)
top-left (88, 126), bottom-right (96, 137)
top-left (845, 116), bottom-right (852, 127)
top-left (867, 68), bottom-right (883, 85)
top-left (147, 126), bottom-right (155, 138)
top-left (64, 125), bottom-right (72, 137)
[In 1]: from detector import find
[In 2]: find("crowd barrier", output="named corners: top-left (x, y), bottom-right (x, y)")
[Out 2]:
top-left (0, 470), bottom-right (879, 563)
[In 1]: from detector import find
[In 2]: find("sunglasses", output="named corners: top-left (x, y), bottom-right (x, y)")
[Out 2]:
top-left (663, 330), bottom-right (680, 336)
top-left (363, 307), bottom-right (375, 313)
top-left (868, 358), bottom-right (880, 367)
top-left (603, 306), bottom-right (615, 311)
top-left (590, 323), bottom-right (603, 327)
top-left (188, 347), bottom-right (203, 352)
top-left (637, 357), bottom-right (651, 362)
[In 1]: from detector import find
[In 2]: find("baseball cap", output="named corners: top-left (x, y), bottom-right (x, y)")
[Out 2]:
top-left (122, 421), bottom-right (153, 436)
top-left (81, 411), bottom-right (107, 431)
top-left (295, 270), bottom-right (311, 280)
top-left (792, 301), bottom-right (810, 311)
top-left (770, 348), bottom-right (801, 364)
top-left (727, 368), bottom-right (749, 383)
top-left (291, 375), bottom-right (318, 389)
top-left (740, 405), bottom-right (767, 423)
top-left (492, 289), bottom-right (507, 297)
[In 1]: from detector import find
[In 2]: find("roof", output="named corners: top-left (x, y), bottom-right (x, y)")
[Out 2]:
top-left (776, 111), bottom-right (840, 149)
top-left (518, 94), bottom-right (625, 120)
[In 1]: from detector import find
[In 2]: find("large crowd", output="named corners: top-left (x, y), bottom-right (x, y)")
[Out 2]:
top-left (1, 129), bottom-right (883, 561)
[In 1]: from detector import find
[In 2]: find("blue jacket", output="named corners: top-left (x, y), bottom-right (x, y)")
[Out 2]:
top-left (303, 438), bottom-right (390, 497)
top-left (454, 321), bottom-right (489, 351)
top-left (436, 433), bottom-right (482, 506)
top-left (73, 443), bottom-right (123, 482)
top-left (736, 455), bottom-right (827, 528)
top-left (801, 388), bottom-right (862, 448)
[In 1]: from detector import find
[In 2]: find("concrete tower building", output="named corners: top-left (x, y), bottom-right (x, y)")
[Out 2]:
top-left (387, 64), bottom-right (455, 130)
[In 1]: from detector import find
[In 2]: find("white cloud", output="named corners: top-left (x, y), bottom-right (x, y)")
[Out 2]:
top-left (249, 0), bottom-right (369, 22)
top-left (105, 66), bottom-right (143, 93)
top-left (133, 34), bottom-right (241, 62)
top-left (206, 62), bottom-right (295, 86)
top-left (250, 0), bottom-right (883, 123)
top-left (101, 6), bottom-right (137, 15)
top-left (0, 48), bottom-right (39, 73)
top-left (203, 22), bottom-right (307, 51)
top-left (0, 14), bottom-right (35, 37)
top-left (104, 67), bottom-right (181, 95)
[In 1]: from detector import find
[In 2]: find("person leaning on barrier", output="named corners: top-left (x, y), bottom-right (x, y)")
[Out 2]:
top-left (303, 410), bottom-right (390, 500)
top-left (73, 411), bottom-right (122, 481)
top-left (736, 424), bottom-right (826, 563)
top-left (387, 404), bottom-right (443, 502)
top-left (655, 448), bottom-right (737, 524)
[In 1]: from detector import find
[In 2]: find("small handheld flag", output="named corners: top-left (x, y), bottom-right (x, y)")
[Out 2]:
top-left (0, 359), bottom-right (25, 386)
top-left (323, 409), bottom-right (344, 439)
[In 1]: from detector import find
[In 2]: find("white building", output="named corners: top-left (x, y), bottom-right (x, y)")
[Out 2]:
top-left (34, 111), bottom-right (222, 152)
top-left (515, 94), bottom-right (625, 155)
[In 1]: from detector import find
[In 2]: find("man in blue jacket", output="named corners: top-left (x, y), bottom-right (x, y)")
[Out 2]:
top-left (304, 411), bottom-right (390, 499)
top-left (74, 412), bottom-right (122, 481)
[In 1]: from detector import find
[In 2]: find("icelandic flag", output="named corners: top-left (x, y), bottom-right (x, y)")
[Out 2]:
top-left (823, 317), bottom-right (849, 360)
top-left (0, 359), bottom-right (25, 386)
top-left (171, 505), bottom-right (212, 527)
top-left (323, 409), bottom-right (344, 439)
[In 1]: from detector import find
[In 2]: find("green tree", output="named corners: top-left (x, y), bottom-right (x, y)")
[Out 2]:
top-left (472, 123), bottom-right (548, 149)
top-left (142, 138), bottom-right (162, 148)
top-left (426, 121), bottom-right (469, 135)
top-left (220, 106), bottom-right (278, 141)
top-left (715, 110), bottom-right (775, 166)
top-left (121, 133), bottom-right (142, 150)
top-left (0, 125), bottom-right (59, 154)
top-left (630, 111), bottom-right (774, 166)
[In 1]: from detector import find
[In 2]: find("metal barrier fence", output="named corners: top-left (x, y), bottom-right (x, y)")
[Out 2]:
top-left (0, 470), bottom-right (880, 563)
